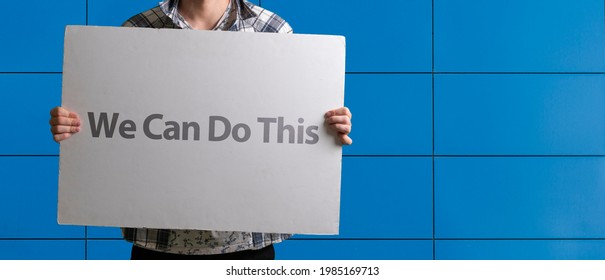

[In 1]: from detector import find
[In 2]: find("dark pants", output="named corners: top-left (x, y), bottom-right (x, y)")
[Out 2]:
top-left (131, 244), bottom-right (275, 260)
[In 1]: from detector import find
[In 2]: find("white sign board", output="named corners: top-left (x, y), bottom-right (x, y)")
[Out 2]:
top-left (58, 26), bottom-right (345, 234)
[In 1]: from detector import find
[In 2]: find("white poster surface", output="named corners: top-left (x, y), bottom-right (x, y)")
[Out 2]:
top-left (58, 26), bottom-right (345, 234)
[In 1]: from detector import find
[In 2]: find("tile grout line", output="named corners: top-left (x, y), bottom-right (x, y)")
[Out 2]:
top-left (0, 72), bottom-right (62, 74)
top-left (432, 0), bottom-right (436, 260)
top-left (287, 238), bottom-right (605, 241)
top-left (1, 237), bottom-right (604, 241)
top-left (2, 72), bottom-right (605, 75)
top-left (347, 72), bottom-right (605, 74)
top-left (84, 226), bottom-right (88, 260)
top-left (2, 155), bottom-right (604, 157)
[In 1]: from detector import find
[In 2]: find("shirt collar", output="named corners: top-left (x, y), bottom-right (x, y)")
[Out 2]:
top-left (159, 0), bottom-right (243, 30)
top-left (232, 0), bottom-right (256, 20)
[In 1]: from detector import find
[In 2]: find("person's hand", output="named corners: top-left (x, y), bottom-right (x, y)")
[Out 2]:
top-left (325, 107), bottom-right (353, 145)
top-left (49, 107), bottom-right (81, 143)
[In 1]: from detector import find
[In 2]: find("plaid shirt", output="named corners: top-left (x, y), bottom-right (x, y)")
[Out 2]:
top-left (160, 0), bottom-right (231, 30)
top-left (123, 0), bottom-right (293, 33)
top-left (121, 0), bottom-right (292, 255)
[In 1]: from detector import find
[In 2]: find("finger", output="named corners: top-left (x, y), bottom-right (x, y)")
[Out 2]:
top-left (53, 133), bottom-right (73, 143)
top-left (68, 111), bottom-right (80, 121)
top-left (51, 125), bottom-right (81, 134)
top-left (50, 107), bottom-right (71, 117)
top-left (325, 107), bottom-right (352, 119)
top-left (49, 116), bottom-right (81, 126)
top-left (326, 115), bottom-right (351, 125)
top-left (340, 134), bottom-right (353, 145)
top-left (331, 123), bottom-right (351, 134)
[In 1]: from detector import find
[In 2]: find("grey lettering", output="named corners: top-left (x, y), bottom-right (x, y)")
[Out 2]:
top-left (182, 122), bottom-right (200, 141)
top-left (277, 117), bottom-right (295, 144)
top-left (88, 112), bottom-right (119, 138)
top-left (257, 117), bottom-right (277, 143)
top-left (305, 126), bottom-right (319, 144)
top-left (119, 120), bottom-right (136, 139)
top-left (297, 118), bottom-right (305, 144)
top-left (164, 121), bottom-right (180, 140)
top-left (143, 114), bottom-right (163, 140)
top-left (232, 123), bottom-right (251, 142)
top-left (209, 116), bottom-right (230, 141)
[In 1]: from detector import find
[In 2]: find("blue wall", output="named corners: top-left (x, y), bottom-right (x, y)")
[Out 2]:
top-left (1, 0), bottom-right (603, 260)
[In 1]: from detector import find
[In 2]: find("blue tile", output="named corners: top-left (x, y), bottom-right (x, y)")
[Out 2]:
top-left (435, 157), bottom-right (605, 238)
top-left (0, 240), bottom-right (84, 260)
top-left (0, 157), bottom-right (84, 238)
top-left (343, 74), bottom-right (432, 156)
top-left (436, 240), bottom-right (605, 260)
top-left (297, 157), bottom-right (432, 239)
top-left (435, 0), bottom-right (605, 72)
top-left (87, 226), bottom-right (123, 238)
top-left (0, 74), bottom-right (61, 155)
top-left (275, 240), bottom-right (432, 260)
top-left (88, 0), bottom-right (160, 26)
top-left (435, 74), bottom-right (605, 155)
top-left (262, 0), bottom-right (432, 72)
top-left (0, 0), bottom-right (86, 72)
top-left (87, 240), bottom-right (132, 260)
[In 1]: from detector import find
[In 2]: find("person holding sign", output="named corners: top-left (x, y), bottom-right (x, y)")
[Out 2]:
top-left (50, 0), bottom-right (352, 260)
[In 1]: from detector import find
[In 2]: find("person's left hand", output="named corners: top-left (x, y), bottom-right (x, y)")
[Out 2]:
top-left (325, 107), bottom-right (353, 145)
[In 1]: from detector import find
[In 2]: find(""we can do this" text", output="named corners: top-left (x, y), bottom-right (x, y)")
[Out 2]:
top-left (87, 112), bottom-right (320, 144)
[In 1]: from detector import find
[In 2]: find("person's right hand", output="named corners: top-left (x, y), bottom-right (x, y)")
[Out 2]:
top-left (49, 107), bottom-right (81, 143)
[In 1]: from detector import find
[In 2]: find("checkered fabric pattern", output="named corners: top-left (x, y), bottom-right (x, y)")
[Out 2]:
top-left (122, 0), bottom-right (293, 33)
